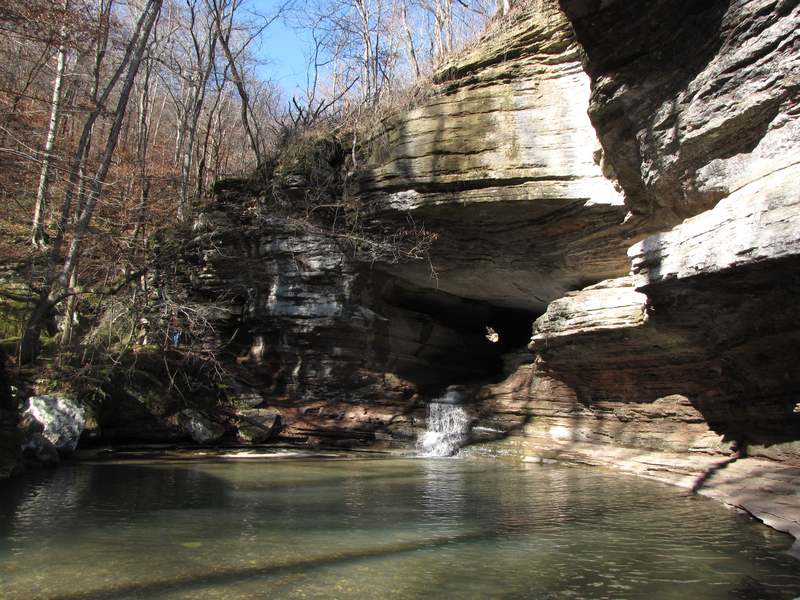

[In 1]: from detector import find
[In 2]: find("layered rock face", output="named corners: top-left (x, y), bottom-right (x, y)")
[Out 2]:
top-left (172, 1), bottom-right (650, 445)
top-left (477, 0), bottom-right (800, 458)
top-left (177, 208), bottom-right (502, 445)
top-left (173, 0), bottom-right (800, 476)
top-left (559, 0), bottom-right (800, 226)
top-left (447, 0), bottom-right (800, 545)
top-left (356, 1), bottom-right (645, 312)
top-left (3, 2), bottom-right (798, 532)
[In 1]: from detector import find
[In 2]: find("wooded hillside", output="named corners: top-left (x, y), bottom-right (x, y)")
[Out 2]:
top-left (0, 0), bottom-right (505, 371)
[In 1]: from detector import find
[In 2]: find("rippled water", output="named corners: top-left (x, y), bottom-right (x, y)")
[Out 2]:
top-left (1, 454), bottom-right (799, 600)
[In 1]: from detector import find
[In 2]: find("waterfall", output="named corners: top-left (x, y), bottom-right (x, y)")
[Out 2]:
top-left (416, 390), bottom-right (471, 457)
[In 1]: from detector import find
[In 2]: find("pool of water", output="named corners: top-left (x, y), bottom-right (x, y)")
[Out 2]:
top-left (1, 453), bottom-right (798, 599)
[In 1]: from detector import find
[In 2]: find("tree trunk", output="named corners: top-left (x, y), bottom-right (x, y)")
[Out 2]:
top-left (178, 31), bottom-right (217, 221)
top-left (401, 0), bottom-right (421, 80)
top-left (178, 1), bottom-right (217, 220)
top-left (31, 11), bottom-right (70, 250)
top-left (61, 263), bottom-right (79, 347)
top-left (60, 1), bottom-right (112, 341)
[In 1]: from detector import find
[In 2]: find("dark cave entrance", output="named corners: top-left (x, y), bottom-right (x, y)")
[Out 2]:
top-left (380, 280), bottom-right (540, 391)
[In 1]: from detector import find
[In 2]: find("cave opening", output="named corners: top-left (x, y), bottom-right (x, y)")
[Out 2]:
top-left (380, 280), bottom-right (540, 389)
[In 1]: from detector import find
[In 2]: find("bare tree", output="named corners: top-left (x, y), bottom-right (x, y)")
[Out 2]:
top-left (289, 0), bottom-right (499, 121)
top-left (170, 0), bottom-right (219, 221)
top-left (19, 0), bottom-right (164, 364)
top-left (4, 0), bottom-right (500, 366)
top-left (431, 0), bottom-right (454, 64)
top-left (61, 0), bottom-right (115, 348)
top-left (207, 0), bottom-right (286, 167)
top-left (399, 0), bottom-right (421, 79)
top-left (297, 0), bottom-right (392, 107)
top-left (30, 0), bottom-right (72, 250)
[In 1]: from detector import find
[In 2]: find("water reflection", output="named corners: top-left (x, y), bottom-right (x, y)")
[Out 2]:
top-left (0, 458), bottom-right (798, 600)
top-left (10, 464), bottom-right (227, 530)
top-left (418, 460), bottom-right (467, 539)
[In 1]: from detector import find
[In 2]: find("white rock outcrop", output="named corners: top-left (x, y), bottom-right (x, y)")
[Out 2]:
top-left (25, 396), bottom-right (87, 454)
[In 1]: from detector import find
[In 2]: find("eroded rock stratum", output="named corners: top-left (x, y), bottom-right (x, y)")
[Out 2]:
top-left (169, 0), bottom-right (657, 449)
top-left (464, 0), bottom-right (800, 548)
top-left (173, 1), bottom-right (800, 477)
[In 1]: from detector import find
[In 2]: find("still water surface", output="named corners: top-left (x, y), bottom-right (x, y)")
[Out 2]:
top-left (1, 454), bottom-right (799, 600)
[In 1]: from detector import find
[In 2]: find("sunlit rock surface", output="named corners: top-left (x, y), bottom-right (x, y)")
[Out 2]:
top-left (558, 0), bottom-right (800, 226)
top-left (454, 0), bottom-right (800, 546)
top-left (630, 154), bottom-right (800, 284)
top-left (356, 0), bottom-right (644, 312)
top-left (24, 396), bottom-right (86, 455)
top-left (171, 0), bottom-right (800, 476)
top-left (529, 277), bottom-right (648, 346)
top-left (16, 0), bottom-right (793, 538)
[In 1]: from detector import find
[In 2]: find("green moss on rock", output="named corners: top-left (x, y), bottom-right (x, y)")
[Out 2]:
top-left (113, 370), bottom-right (171, 417)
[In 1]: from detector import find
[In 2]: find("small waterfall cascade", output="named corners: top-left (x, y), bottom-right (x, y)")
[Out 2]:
top-left (416, 390), bottom-right (471, 457)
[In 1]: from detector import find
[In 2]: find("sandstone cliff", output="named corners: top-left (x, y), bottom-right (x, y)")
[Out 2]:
top-left (158, 1), bottom-right (644, 446)
top-left (460, 0), bottom-right (800, 547)
top-left (168, 0), bottom-right (800, 476)
top-left (208, 0), bottom-right (800, 543)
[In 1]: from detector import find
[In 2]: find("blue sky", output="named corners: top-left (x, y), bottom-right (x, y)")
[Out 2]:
top-left (247, 0), bottom-right (309, 95)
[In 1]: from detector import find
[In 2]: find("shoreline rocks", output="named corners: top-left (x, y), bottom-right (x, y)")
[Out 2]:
top-left (24, 396), bottom-right (86, 455)
top-left (178, 409), bottom-right (225, 444)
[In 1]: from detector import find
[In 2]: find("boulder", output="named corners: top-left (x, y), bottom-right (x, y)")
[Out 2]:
top-left (24, 432), bottom-right (60, 465)
top-left (25, 395), bottom-right (87, 454)
top-left (220, 378), bottom-right (264, 411)
top-left (18, 412), bottom-right (44, 435)
top-left (178, 409), bottom-right (224, 444)
top-left (236, 409), bottom-right (280, 444)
